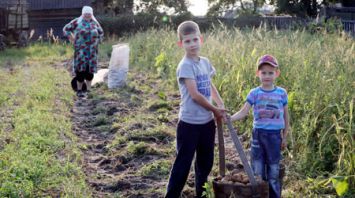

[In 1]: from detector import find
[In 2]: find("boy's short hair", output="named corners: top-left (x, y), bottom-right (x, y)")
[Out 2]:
top-left (257, 54), bottom-right (279, 70)
top-left (177, 21), bottom-right (201, 41)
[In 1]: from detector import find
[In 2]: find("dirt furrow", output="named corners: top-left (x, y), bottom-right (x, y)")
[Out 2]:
top-left (72, 96), bottom-right (122, 197)
top-left (70, 68), bottom-right (247, 198)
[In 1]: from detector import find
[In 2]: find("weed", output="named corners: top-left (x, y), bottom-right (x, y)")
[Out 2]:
top-left (139, 159), bottom-right (171, 178)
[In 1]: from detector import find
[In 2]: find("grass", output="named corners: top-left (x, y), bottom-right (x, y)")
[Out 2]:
top-left (139, 159), bottom-right (171, 179)
top-left (124, 27), bottom-right (354, 196)
top-left (148, 99), bottom-right (173, 111)
top-left (0, 43), bottom-right (72, 66)
top-left (92, 114), bottom-right (110, 127)
top-left (0, 44), bottom-right (89, 196)
top-left (126, 141), bottom-right (158, 157)
top-left (0, 26), bottom-right (353, 196)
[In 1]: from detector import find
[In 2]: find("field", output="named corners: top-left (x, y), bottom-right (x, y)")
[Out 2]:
top-left (0, 27), bottom-right (354, 197)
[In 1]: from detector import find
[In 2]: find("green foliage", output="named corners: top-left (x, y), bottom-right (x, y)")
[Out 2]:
top-left (304, 175), bottom-right (353, 196)
top-left (154, 52), bottom-right (174, 79)
top-left (0, 43), bottom-right (72, 66)
top-left (0, 60), bottom-right (88, 196)
top-left (97, 13), bottom-right (193, 36)
top-left (126, 125), bottom-right (174, 142)
top-left (331, 176), bottom-right (349, 196)
top-left (207, 0), bottom-right (266, 17)
top-left (0, 26), bottom-right (353, 196)
top-left (139, 159), bottom-right (171, 178)
top-left (126, 27), bottom-right (354, 196)
top-left (275, 0), bottom-right (319, 17)
top-left (307, 17), bottom-right (344, 34)
top-left (127, 141), bottom-right (158, 156)
top-left (202, 181), bottom-right (214, 198)
top-left (105, 0), bottom-right (189, 15)
top-left (93, 114), bottom-right (110, 126)
top-left (148, 100), bottom-right (172, 111)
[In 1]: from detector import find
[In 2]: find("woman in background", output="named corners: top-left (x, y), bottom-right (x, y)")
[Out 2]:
top-left (63, 6), bottom-right (104, 97)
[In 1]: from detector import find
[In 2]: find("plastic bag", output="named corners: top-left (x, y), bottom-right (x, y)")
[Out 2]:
top-left (108, 43), bottom-right (130, 89)
top-left (92, 68), bottom-right (109, 86)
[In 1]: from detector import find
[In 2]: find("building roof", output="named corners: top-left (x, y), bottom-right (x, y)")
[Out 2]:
top-left (27, 0), bottom-right (94, 10)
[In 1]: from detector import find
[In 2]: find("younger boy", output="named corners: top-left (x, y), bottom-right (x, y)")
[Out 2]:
top-left (230, 54), bottom-right (289, 198)
top-left (165, 21), bottom-right (225, 198)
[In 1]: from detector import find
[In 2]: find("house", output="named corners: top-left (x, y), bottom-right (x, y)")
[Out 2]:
top-left (0, 0), bottom-right (30, 47)
top-left (27, 0), bottom-right (104, 39)
top-left (0, 0), bottom-right (29, 33)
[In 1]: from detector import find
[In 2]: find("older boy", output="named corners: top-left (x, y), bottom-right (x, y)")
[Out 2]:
top-left (165, 21), bottom-right (225, 198)
top-left (230, 54), bottom-right (289, 198)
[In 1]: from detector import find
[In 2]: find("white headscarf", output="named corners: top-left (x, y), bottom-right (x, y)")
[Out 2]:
top-left (78, 6), bottom-right (101, 27)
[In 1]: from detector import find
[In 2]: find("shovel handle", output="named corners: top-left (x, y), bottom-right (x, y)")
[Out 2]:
top-left (217, 119), bottom-right (225, 177)
top-left (226, 118), bottom-right (258, 188)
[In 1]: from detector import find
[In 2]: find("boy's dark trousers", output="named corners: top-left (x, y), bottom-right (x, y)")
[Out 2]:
top-left (165, 120), bottom-right (216, 198)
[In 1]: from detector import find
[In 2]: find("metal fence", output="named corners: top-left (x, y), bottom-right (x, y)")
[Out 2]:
top-left (342, 20), bottom-right (355, 36)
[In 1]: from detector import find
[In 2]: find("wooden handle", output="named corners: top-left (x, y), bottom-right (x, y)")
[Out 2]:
top-left (226, 118), bottom-right (259, 196)
top-left (217, 119), bottom-right (225, 177)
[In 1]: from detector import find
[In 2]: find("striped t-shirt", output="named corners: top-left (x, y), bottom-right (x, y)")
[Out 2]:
top-left (246, 86), bottom-right (288, 130)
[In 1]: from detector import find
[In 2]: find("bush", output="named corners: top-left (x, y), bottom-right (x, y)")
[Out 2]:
top-left (98, 14), bottom-right (310, 36)
top-left (97, 13), bottom-right (194, 36)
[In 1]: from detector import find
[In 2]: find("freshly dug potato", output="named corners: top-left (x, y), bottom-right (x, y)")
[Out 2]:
top-left (221, 175), bottom-right (232, 182)
top-left (231, 174), bottom-right (240, 182)
top-left (217, 167), bottom-right (262, 187)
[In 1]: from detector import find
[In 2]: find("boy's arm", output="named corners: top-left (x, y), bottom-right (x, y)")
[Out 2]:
top-left (282, 104), bottom-right (290, 150)
top-left (211, 83), bottom-right (224, 108)
top-left (184, 79), bottom-right (224, 119)
top-left (230, 102), bottom-right (251, 122)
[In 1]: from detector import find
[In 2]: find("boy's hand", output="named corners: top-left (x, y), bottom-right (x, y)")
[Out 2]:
top-left (213, 107), bottom-right (226, 121)
top-left (224, 114), bottom-right (231, 122)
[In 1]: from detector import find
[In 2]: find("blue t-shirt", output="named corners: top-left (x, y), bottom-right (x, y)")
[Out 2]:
top-left (176, 56), bottom-right (216, 124)
top-left (246, 86), bottom-right (288, 130)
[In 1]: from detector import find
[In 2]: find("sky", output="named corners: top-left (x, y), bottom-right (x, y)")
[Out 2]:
top-left (188, 0), bottom-right (209, 16)
top-left (187, 0), bottom-right (280, 16)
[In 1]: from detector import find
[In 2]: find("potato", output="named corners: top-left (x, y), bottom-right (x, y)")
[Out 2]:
top-left (231, 169), bottom-right (242, 175)
top-left (231, 174), bottom-right (240, 182)
top-left (241, 177), bottom-right (249, 184)
top-left (221, 175), bottom-right (232, 182)
top-left (215, 175), bottom-right (222, 180)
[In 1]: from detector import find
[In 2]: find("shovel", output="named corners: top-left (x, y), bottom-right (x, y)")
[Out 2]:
top-left (216, 119), bottom-right (225, 177)
top-left (225, 117), bottom-right (260, 197)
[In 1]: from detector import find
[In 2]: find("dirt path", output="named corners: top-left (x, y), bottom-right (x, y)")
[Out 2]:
top-left (70, 68), bottom-right (177, 197)
top-left (70, 65), bottom-right (248, 197)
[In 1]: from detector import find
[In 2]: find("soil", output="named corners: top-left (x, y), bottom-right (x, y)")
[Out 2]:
top-left (69, 61), bottom-right (249, 198)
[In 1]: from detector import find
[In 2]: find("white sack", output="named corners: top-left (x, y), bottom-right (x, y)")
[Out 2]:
top-left (108, 43), bottom-right (130, 89)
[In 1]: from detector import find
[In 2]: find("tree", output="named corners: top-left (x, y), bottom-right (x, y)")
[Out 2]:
top-left (275, 0), bottom-right (320, 17)
top-left (207, 0), bottom-right (266, 17)
top-left (134, 0), bottom-right (188, 14)
top-left (275, 0), bottom-right (355, 17)
top-left (322, 0), bottom-right (353, 6)
top-left (102, 0), bottom-right (189, 16)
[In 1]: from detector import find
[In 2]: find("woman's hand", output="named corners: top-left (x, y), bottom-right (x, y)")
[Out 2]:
top-left (68, 33), bottom-right (75, 44)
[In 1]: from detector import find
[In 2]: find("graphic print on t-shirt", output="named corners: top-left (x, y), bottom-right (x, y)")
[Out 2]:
top-left (256, 103), bottom-right (281, 119)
